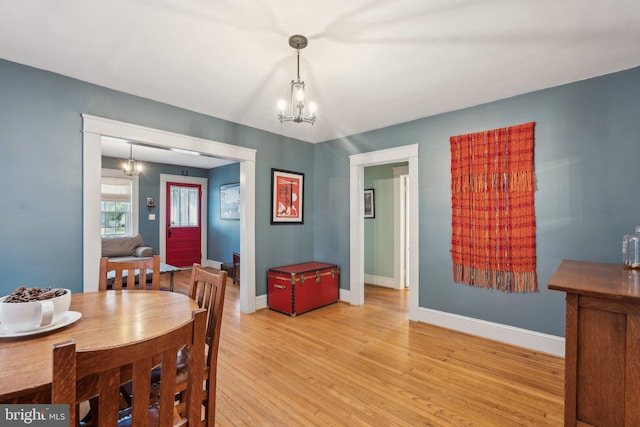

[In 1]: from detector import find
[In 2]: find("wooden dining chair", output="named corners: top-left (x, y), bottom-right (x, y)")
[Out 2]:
top-left (98, 255), bottom-right (163, 411)
top-left (99, 255), bottom-right (161, 291)
top-left (158, 264), bottom-right (226, 425)
top-left (52, 308), bottom-right (207, 427)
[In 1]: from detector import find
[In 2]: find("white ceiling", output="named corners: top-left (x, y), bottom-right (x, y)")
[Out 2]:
top-left (1, 1), bottom-right (639, 158)
top-left (101, 136), bottom-right (235, 169)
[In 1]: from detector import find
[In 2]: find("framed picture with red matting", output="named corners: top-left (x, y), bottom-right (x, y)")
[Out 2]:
top-left (271, 169), bottom-right (304, 224)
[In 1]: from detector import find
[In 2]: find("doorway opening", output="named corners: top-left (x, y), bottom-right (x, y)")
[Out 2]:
top-left (363, 163), bottom-right (409, 291)
top-left (82, 115), bottom-right (257, 313)
top-left (349, 144), bottom-right (420, 320)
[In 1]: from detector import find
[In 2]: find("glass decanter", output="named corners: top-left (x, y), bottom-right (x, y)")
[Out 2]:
top-left (623, 226), bottom-right (640, 268)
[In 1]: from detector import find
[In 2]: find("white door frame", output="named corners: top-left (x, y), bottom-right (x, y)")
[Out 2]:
top-left (349, 144), bottom-right (420, 320)
top-left (394, 167), bottom-right (409, 290)
top-left (82, 114), bottom-right (257, 313)
top-left (401, 174), bottom-right (410, 288)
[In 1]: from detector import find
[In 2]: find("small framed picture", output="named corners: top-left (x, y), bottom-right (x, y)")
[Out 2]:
top-left (271, 169), bottom-right (304, 224)
top-left (364, 188), bottom-right (375, 218)
top-left (220, 183), bottom-right (240, 220)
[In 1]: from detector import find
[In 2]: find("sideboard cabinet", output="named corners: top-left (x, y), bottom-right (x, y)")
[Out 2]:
top-left (548, 259), bottom-right (640, 427)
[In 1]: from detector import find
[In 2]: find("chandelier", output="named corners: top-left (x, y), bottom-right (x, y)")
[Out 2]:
top-left (277, 35), bottom-right (317, 125)
top-left (122, 143), bottom-right (143, 176)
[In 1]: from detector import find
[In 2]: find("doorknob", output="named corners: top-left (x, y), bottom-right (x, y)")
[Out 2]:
top-left (167, 229), bottom-right (172, 238)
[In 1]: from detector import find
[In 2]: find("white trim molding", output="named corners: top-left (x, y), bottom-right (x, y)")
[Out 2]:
top-left (364, 274), bottom-right (396, 289)
top-left (415, 306), bottom-right (565, 357)
top-left (255, 294), bottom-right (268, 310)
top-left (393, 166), bottom-right (409, 290)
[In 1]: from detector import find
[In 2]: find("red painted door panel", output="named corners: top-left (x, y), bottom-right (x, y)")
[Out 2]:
top-left (166, 183), bottom-right (201, 267)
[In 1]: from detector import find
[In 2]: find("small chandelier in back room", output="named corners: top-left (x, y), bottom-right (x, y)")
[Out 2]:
top-left (277, 35), bottom-right (317, 125)
top-left (122, 143), bottom-right (143, 176)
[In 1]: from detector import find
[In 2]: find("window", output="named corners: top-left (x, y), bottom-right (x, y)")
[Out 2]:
top-left (101, 169), bottom-right (139, 237)
top-left (169, 184), bottom-right (199, 227)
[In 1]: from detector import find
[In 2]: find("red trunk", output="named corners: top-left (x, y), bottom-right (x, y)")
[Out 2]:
top-left (267, 262), bottom-right (339, 316)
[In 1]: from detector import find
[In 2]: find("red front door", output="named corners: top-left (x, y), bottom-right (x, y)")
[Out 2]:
top-left (166, 182), bottom-right (202, 267)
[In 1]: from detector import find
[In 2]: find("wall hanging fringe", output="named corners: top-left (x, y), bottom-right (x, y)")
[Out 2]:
top-left (450, 122), bottom-right (538, 293)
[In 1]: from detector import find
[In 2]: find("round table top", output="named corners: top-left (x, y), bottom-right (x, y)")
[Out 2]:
top-left (0, 290), bottom-right (197, 403)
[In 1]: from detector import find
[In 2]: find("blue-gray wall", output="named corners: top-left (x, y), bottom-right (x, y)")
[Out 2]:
top-left (314, 67), bottom-right (640, 337)
top-left (2, 55), bottom-right (639, 338)
top-left (0, 58), bottom-right (315, 299)
top-left (208, 162), bottom-right (241, 264)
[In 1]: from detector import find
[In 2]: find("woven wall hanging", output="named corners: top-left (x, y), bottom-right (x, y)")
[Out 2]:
top-left (450, 122), bottom-right (537, 293)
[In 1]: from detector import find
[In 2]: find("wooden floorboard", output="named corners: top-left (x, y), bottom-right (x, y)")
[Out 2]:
top-left (165, 271), bottom-right (564, 426)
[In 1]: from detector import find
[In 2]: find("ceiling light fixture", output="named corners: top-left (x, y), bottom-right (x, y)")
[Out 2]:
top-left (277, 35), bottom-right (316, 125)
top-left (122, 143), bottom-right (143, 176)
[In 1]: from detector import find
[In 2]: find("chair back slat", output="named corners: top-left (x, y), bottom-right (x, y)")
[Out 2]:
top-left (99, 255), bottom-right (161, 291)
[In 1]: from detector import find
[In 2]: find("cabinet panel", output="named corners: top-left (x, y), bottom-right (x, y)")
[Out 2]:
top-left (576, 306), bottom-right (625, 426)
top-left (625, 314), bottom-right (640, 425)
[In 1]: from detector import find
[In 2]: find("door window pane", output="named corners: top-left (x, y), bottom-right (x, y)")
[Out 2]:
top-left (170, 185), bottom-right (199, 227)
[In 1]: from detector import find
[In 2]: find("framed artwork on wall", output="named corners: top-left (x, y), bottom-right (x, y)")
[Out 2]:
top-left (220, 182), bottom-right (240, 220)
top-left (364, 188), bottom-right (375, 218)
top-left (271, 169), bottom-right (304, 224)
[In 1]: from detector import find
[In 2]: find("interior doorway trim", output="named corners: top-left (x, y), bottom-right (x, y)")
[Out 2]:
top-left (394, 166), bottom-right (409, 290)
top-left (82, 114), bottom-right (257, 313)
top-left (349, 144), bottom-right (420, 320)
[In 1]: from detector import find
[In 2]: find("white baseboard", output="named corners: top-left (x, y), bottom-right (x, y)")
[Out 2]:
top-left (414, 307), bottom-right (565, 357)
top-left (364, 274), bottom-right (396, 289)
top-left (339, 288), bottom-right (351, 303)
top-left (203, 259), bottom-right (220, 269)
top-left (339, 287), bottom-right (563, 357)
top-left (256, 293), bottom-right (268, 310)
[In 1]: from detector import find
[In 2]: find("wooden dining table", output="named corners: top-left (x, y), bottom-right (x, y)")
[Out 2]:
top-left (0, 290), bottom-right (198, 403)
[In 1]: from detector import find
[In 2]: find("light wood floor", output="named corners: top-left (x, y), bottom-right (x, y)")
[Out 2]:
top-left (166, 270), bottom-right (564, 426)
